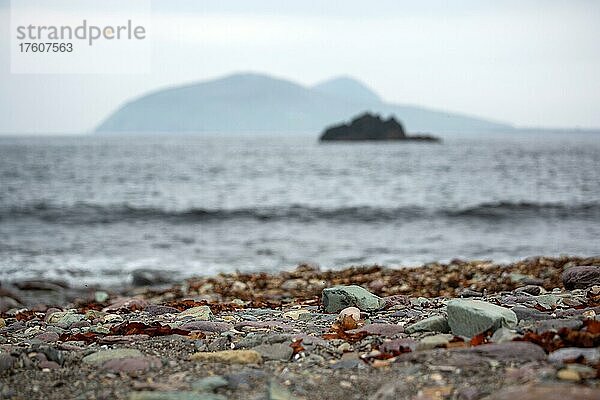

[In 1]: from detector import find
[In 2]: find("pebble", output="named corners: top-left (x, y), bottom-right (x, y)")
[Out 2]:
top-left (82, 349), bottom-right (145, 365)
top-left (102, 356), bottom-right (162, 373)
top-left (190, 350), bottom-right (262, 364)
top-left (562, 265), bottom-right (600, 290)
top-left (347, 323), bottom-right (404, 337)
top-left (321, 285), bottom-right (385, 313)
top-left (176, 305), bottom-right (212, 320)
top-left (417, 334), bottom-right (453, 350)
top-left (177, 321), bottom-right (233, 333)
top-left (490, 327), bottom-right (518, 343)
top-left (548, 347), bottom-right (600, 365)
top-left (337, 306), bottom-right (361, 322)
top-left (46, 311), bottom-right (84, 328)
top-left (405, 315), bottom-right (450, 334)
top-left (556, 368), bottom-right (581, 381)
top-left (252, 343), bottom-right (293, 361)
top-left (33, 331), bottom-right (60, 343)
top-left (282, 309), bottom-right (310, 320)
top-left (94, 291), bottom-right (109, 303)
top-left (447, 299), bottom-right (517, 337)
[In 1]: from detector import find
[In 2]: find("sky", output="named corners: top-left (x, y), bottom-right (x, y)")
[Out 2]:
top-left (1, 0), bottom-right (599, 134)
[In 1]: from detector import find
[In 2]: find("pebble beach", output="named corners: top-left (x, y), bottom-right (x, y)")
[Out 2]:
top-left (1, 256), bottom-right (600, 399)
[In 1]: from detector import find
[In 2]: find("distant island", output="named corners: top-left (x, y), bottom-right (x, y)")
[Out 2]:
top-left (95, 73), bottom-right (514, 135)
top-left (320, 113), bottom-right (440, 142)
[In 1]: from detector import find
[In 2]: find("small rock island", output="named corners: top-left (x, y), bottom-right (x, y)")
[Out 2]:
top-left (319, 112), bottom-right (440, 142)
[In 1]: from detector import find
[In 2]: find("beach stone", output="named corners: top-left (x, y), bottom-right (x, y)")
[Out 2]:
top-left (447, 299), bottom-right (517, 337)
top-left (405, 315), bottom-right (450, 334)
top-left (482, 385), bottom-right (600, 400)
top-left (380, 338), bottom-right (418, 353)
top-left (0, 318), bottom-right (5, 328)
top-left (557, 368), bottom-right (581, 381)
top-left (512, 306), bottom-right (553, 321)
top-left (131, 268), bottom-right (173, 286)
top-left (460, 342), bottom-right (546, 362)
top-left (252, 343), bottom-right (293, 361)
top-left (130, 392), bottom-right (226, 400)
top-left (337, 306), bottom-right (361, 322)
top-left (144, 305), bottom-right (180, 316)
top-left (534, 318), bottom-right (582, 333)
top-left (82, 348), bottom-right (144, 365)
top-left (47, 311), bottom-right (84, 328)
top-left (94, 291), bottom-right (109, 303)
top-left (191, 375), bottom-right (229, 392)
top-left (0, 354), bottom-right (15, 372)
top-left (562, 265), bottom-right (600, 290)
top-left (490, 327), bottom-right (518, 343)
top-left (38, 360), bottom-right (60, 370)
top-left (282, 309), bottom-right (310, 320)
top-left (548, 347), bottom-right (600, 365)
top-left (417, 334), bottom-right (453, 350)
top-left (178, 321), bottom-right (232, 333)
top-left (514, 285), bottom-right (542, 295)
top-left (33, 331), bottom-right (60, 343)
top-left (322, 285), bottom-right (385, 313)
top-left (102, 356), bottom-right (161, 373)
top-left (176, 306), bottom-right (212, 320)
top-left (191, 350), bottom-right (262, 364)
top-left (348, 323), bottom-right (404, 337)
top-left (534, 294), bottom-right (560, 310)
top-left (104, 297), bottom-right (149, 312)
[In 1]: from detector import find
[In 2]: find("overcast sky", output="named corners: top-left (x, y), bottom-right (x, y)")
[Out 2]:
top-left (1, 0), bottom-right (599, 134)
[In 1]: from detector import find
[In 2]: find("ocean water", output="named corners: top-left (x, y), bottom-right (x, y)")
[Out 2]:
top-left (0, 133), bottom-right (599, 286)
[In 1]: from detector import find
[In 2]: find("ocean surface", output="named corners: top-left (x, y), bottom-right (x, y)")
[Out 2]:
top-left (1, 133), bottom-right (599, 287)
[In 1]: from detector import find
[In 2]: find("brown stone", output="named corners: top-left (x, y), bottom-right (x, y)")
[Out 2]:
top-left (562, 265), bottom-right (600, 289)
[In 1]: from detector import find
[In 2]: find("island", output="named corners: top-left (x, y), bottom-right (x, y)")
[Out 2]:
top-left (319, 112), bottom-right (441, 142)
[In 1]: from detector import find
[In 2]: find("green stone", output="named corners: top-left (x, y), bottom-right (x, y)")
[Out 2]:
top-left (321, 285), bottom-right (385, 313)
top-left (191, 376), bottom-right (228, 392)
top-left (447, 299), bottom-right (517, 338)
top-left (405, 315), bottom-right (450, 334)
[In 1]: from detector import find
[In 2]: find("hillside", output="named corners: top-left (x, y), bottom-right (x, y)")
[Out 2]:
top-left (95, 73), bottom-right (514, 134)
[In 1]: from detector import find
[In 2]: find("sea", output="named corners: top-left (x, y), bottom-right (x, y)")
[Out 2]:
top-left (0, 132), bottom-right (599, 287)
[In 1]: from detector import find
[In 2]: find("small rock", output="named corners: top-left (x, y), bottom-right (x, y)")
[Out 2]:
top-left (417, 334), bottom-right (454, 350)
top-left (176, 306), bottom-right (212, 321)
top-left (38, 360), bottom-right (60, 370)
top-left (33, 331), bottom-right (60, 342)
top-left (178, 321), bottom-right (232, 333)
top-left (460, 289), bottom-right (483, 298)
top-left (534, 318), bottom-right (582, 333)
top-left (131, 268), bottom-right (174, 286)
top-left (548, 347), bottom-right (600, 365)
top-left (0, 354), bottom-right (15, 372)
top-left (405, 315), bottom-right (450, 334)
top-left (0, 318), bottom-right (5, 328)
top-left (490, 327), bottom-right (519, 343)
top-left (82, 349), bottom-right (144, 365)
top-left (102, 356), bottom-right (161, 373)
top-left (191, 375), bottom-right (229, 392)
top-left (534, 294), bottom-right (560, 310)
top-left (557, 368), bottom-right (581, 381)
top-left (94, 291), bottom-right (109, 303)
top-left (562, 265), bottom-right (600, 290)
top-left (252, 343), bottom-right (293, 361)
top-left (380, 338), bottom-right (418, 353)
top-left (512, 306), bottom-right (553, 321)
top-left (447, 299), bottom-right (517, 337)
top-left (321, 285), bottom-right (385, 313)
top-left (47, 311), bottom-right (84, 328)
top-left (460, 342), bottom-right (546, 362)
top-left (348, 323), bottom-right (403, 337)
top-left (190, 350), bottom-right (262, 364)
top-left (337, 306), bottom-right (361, 323)
top-left (282, 309), bottom-right (310, 320)
top-left (514, 285), bottom-right (543, 296)
top-left (144, 305), bottom-right (180, 316)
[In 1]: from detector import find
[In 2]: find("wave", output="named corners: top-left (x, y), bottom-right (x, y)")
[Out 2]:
top-left (2, 201), bottom-right (599, 224)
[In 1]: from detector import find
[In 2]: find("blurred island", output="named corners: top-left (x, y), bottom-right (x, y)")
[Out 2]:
top-left (320, 112), bottom-right (440, 142)
top-left (94, 73), bottom-right (513, 135)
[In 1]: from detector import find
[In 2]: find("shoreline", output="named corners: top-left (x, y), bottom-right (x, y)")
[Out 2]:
top-left (1, 255), bottom-right (600, 399)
